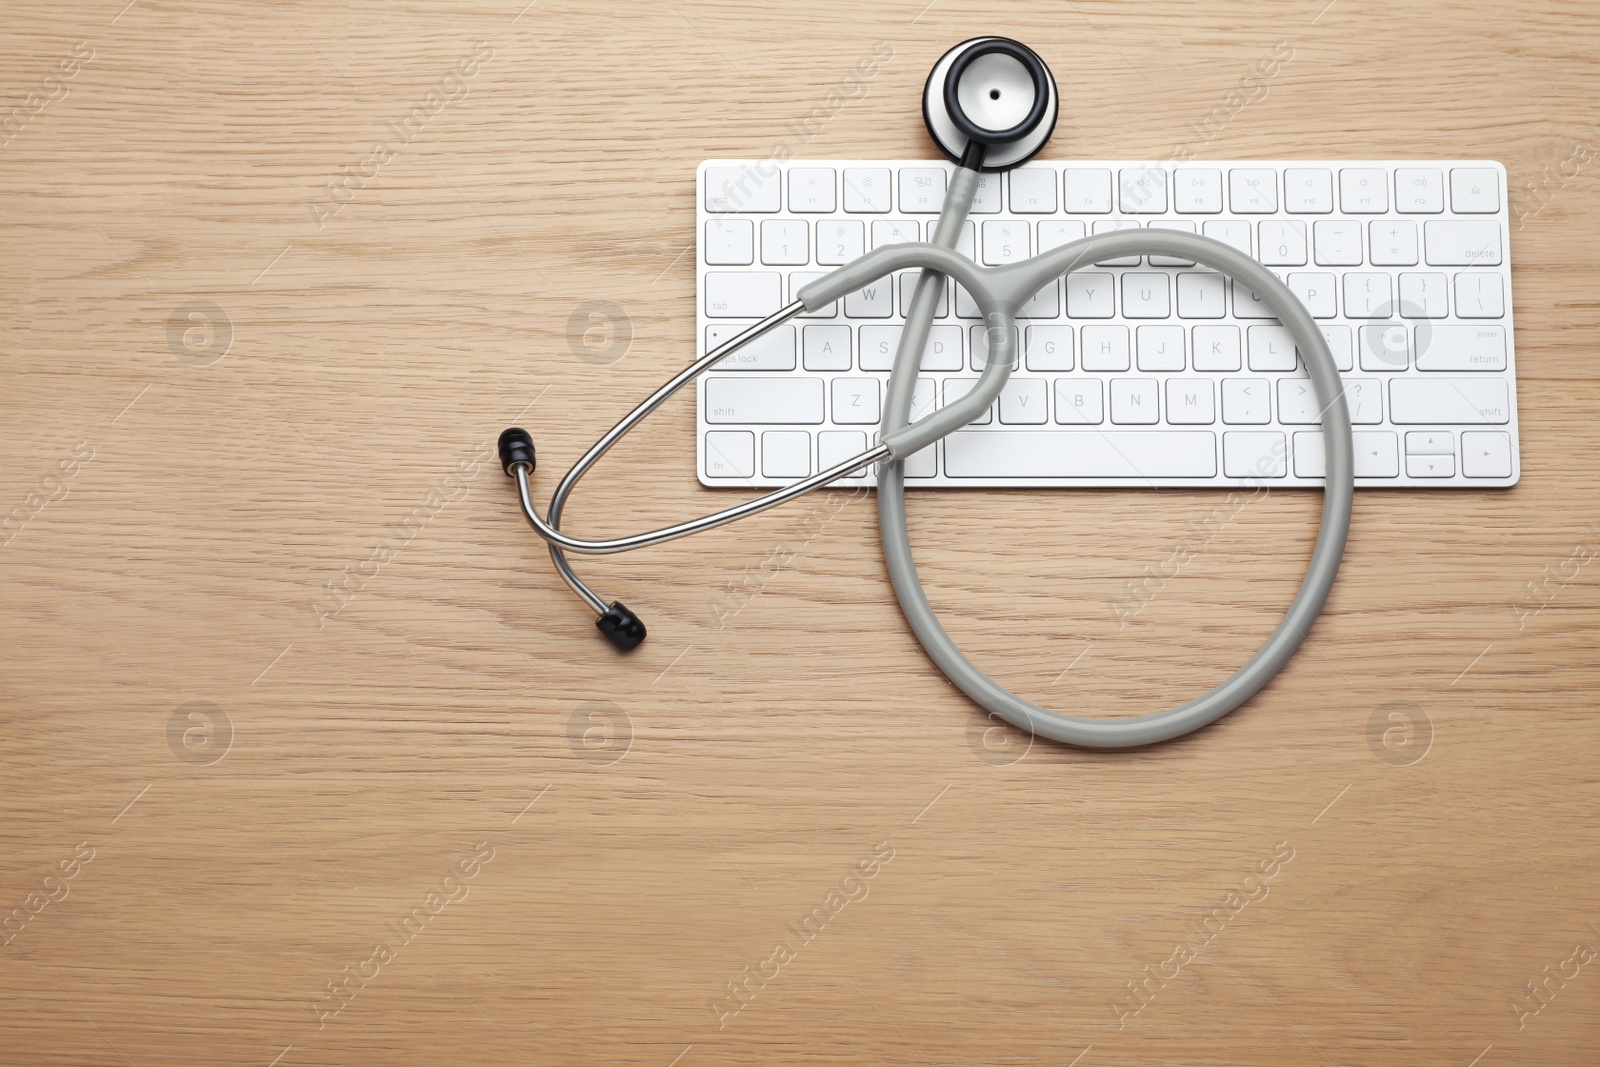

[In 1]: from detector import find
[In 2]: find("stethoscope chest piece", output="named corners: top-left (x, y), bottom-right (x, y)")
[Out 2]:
top-left (922, 36), bottom-right (1058, 170)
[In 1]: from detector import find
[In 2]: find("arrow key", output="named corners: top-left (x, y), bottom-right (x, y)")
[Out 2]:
top-left (1406, 454), bottom-right (1455, 478)
top-left (1405, 430), bottom-right (1454, 455)
top-left (1461, 431), bottom-right (1513, 478)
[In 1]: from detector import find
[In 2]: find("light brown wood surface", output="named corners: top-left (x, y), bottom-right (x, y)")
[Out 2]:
top-left (4, 1), bottom-right (1599, 1064)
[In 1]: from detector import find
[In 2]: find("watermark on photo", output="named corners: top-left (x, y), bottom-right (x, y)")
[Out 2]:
top-left (1512, 130), bottom-right (1598, 229)
top-left (1365, 703), bottom-right (1431, 767)
top-left (1110, 841), bottom-right (1294, 1028)
top-left (167, 300), bottom-right (233, 365)
top-left (308, 42), bottom-right (494, 229)
top-left (567, 300), bottom-right (632, 365)
top-left (1511, 525), bottom-right (1599, 630)
top-left (167, 700), bottom-right (233, 766)
top-left (967, 710), bottom-right (1033, 767)
top-left (0, 41), bottom-right (94, 148)
top-left (308, 841), bottom-right (495, 1028)
top-left (708, 841), bottom-right (894, 1030)
top-left (312, 441), bottom-right (492, 628)
top-left (0, 441), bottom-right (94, 548)
top-left (566, 701), bottom-right (632, 765)
top-left (710, 484), bottom-right (869, 629)
top-left (1, 843), bottom-right (95, 948)
top-left (1509, 939), bottom-right (1595, 1030)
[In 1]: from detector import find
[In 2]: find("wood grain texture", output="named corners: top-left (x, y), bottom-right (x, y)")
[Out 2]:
top-left (2, 1), bottom-right (1598, 1064)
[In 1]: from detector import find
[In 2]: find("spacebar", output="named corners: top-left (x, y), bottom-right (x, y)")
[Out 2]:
top-left (945, 430), bottom-right (1217, 478)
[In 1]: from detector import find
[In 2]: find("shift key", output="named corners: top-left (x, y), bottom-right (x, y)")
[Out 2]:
top-left (1390, 378), bottom-right (1509, 424)
top-left (705, 377), bottom-right (824, 423)
top-left (706, 271), bottom-right (783, 317)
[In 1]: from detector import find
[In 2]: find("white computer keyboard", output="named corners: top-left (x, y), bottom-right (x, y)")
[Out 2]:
top-left (695, 159), bottom-right (1519, 488)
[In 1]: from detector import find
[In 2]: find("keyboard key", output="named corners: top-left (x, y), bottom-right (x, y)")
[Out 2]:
top-left (818, 430), bottom-right (868, 477)
top-left (1038, 219), bottom-right (1086, 252)
top-left (1343, 272), bottom-right (1392, 318)
top-left (969, 324), bottom-right (1020, 370)
top-left (1230, 168), bottom-right (1277, 213)
top-left (1137, 325), bottom-right (1185, 370)
top-left (1149, 220), bottom-right (1198, 266)
top-left (803, 324), bottom-right (852, 370)
top-left (1406, 453), bottom-right (1453, 477)
top-left (1173, 168), bottom-right (1223, 213)
top-left (860, 324), bottom-right (962, 371)
top-left (1313, 220), bottom-right (1362, 266)
top-left (1405, 430), bottom-right (1454, 455)
top-left (1166, 379), bottom-right (1215, 424)
top-left (1359, 324), bottom-right (1411, 371)
top-left (1451, 168), bottom-right (1500, 213)
top-left (1248, 324), bottom-right (1299, 371)
top-left (844, 277), bottom-right (894, 318)
top-left (762, 430), bottom-right (811, 478)
top-left (1223, 432), bottom-right (1286, 478)
top-left (897, 272), bottom-right (949, 317)
top-left (760, 219), bottom-right (807, 265)
top-left (787, 167), bottom-right (836, 212)
top-left (1394, 168), bottom-right (1445, 213)
top-left (1091, 219), bottom-right (1141, 266)
top-left (706, 271), bottom-right (783, 317)
top-left (705, 219), bottom-right (754, 264)
top-left (832, 377), bottom-right (880, 424)
top-left (817, 219), bottom-right (865, 264)
top-left (982, 220), bottom-right (1030, 264)
top-left (1026, 326), bottom-right (1074, 371)
top-left (1415, 325), bottom-right (1506, 371)
top-left (1194, 325), bottom-right (1242, 371)
top-left (704, 431), bottom-right (755, 477)
top-left (1292, 431), bottom-right (1400, 478)
top-left (1221, 378), bottom-right (1269, 423)
top-left (1345, 378), bottom-right (1384, 423)
top-left (999, 379), bottom-right (1047, 424)
top-left (1369, 220), bottom-right (1419, 266)
top-left (705, 323), bottom-right (796, 370)
top-left (1399, 273), bottom-right (1448, 318)
top-left (1232, 282), bottom-right (1277, 320)
top-left (1283, 168), bottom-right (1334, 213)
top-left (943, 377), bottom-right (992, 424)
top-left (789, 271), bottom-right (836, 317)
top-left (1063, 168), bottom-right (1113, 212)
top-left (872, 220), bottom-right (920, 249)
top-left (969, 172), bottom-right (1001, 213)
top-left (1424, 220), bottom-right (1502, 265)
top-left (1339, 167), bottom-right (1389, 213)
top-left (1318, 324), bottom-right (1354, 371)
top-left (1054, 378), bottom-right (1104, 424)
top-left (1017, 280), bottom-right (1061, 318)
top-left (899, 168), bottom-right (946, 212)
top-left (1258, 220), bottom-right (1307, 265)
top-left (1119, 167), bottom-right (1168, 213)
top-left (1389, 378), bottom-right (1510, 423)
top-left (945, 429), bottom-right (1216, 478)
top-left (1066, 272), bottom-right (1115, 317)
top-left (1277, 378), bottom-right (1324, 424)
top-left (1177, 272), bottom-right (1226, 318)
top-left (1081, 325), bottom-right (1130, 371)
top-left (706, 377), bottom-right (824, 423)
top-left (1461, 431), bottom-right (1513, 477)
top-left (1287, 272), bottom-right (1337, 318)
top-left (705, 166), bottom-right (779, 212)
top-left (1202, 219), bottom-right (1251, 256)
top-left (1122, 273), bottom-right (1170, 318)
top-left (842, 168), bottom-right (891, 212)
top-left (1008, 167), bottom-right (1057, 212)
top-left (1111, 377), bottom-right (1159, 424)
top-left (1455, 273), bottom-right (1505, 318)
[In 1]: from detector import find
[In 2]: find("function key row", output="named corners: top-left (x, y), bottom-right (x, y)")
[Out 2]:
top-left (705, 165), bottom-right (1502, 217)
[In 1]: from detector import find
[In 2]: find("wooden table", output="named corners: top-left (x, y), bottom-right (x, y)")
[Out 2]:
top-left (4, 1), bottom-right (1598, 1063)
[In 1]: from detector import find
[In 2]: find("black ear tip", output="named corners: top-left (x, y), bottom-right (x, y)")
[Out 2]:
top-left (596, 601), bottom-right (646, 652)
top-left (498, 427), bottom-right (536, 475)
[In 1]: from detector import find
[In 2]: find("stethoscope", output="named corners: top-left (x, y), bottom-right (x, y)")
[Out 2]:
top-left (497, 37), bottom-right (1355, 749)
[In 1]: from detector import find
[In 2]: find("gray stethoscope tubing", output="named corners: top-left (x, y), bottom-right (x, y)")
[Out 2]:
top-left (502, 36), bottom-right (1355, 747)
